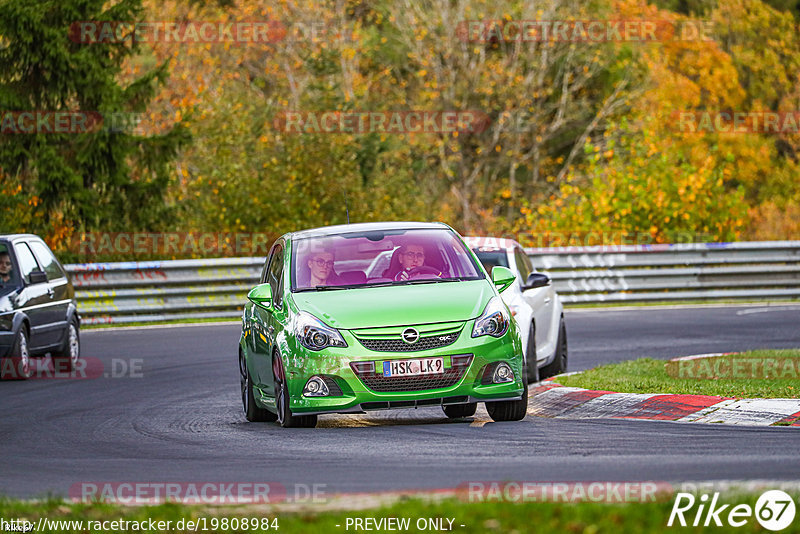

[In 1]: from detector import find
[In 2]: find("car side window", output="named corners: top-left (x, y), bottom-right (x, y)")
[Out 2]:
top-left (29, 241), bottom-right (66, 281)
top-left (514, 247), bottom-right (532, 281)
top-left (268, 244), bottom-right (284, 309)
top-left (14, 243), bottom-right (41, 284)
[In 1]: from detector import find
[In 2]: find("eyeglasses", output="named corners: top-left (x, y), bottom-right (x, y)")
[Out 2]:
top-left (0, 261), bottom-right (11, 266)
top-left (312, 258), bottom-right (334, 268)
top-left (404, 251), bottom-right (425, 260)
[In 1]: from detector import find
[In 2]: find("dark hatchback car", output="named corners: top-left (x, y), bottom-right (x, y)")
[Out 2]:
top-left (0, 234), bottom-right (80, 379)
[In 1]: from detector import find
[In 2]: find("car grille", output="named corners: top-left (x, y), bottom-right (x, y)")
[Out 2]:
top-left (351, 364), bottom-right (468, 393)
top-left (356, 332), bottom-right (460, 352)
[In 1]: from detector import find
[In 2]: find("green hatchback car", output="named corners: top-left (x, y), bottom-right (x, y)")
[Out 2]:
top-left (238, 222), bottom-right (528, 427)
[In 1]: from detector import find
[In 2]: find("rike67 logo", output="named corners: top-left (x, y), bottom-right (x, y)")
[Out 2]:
top-left (668, 490), bottom-right (796, 530)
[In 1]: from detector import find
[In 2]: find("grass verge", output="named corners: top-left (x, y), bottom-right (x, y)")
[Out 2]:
top-left (557, 349), bottom-right (800, 398)
top-left (2, 492), bottom-right (799, 533)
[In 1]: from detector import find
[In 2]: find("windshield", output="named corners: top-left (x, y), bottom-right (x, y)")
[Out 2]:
top-left (471, 250), bottom-right (509, 276)
top-left (291, 228), bottom-right (484, 291)
top-left (0, 241), bottom-right (21, 296)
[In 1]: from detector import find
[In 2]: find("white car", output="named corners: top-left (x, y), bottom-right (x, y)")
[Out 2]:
top-left (464, 237), bottom-right (567, 383)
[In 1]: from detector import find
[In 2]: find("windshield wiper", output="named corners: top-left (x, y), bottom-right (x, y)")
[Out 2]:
top-left (314, 285), bottom-right (358, 291)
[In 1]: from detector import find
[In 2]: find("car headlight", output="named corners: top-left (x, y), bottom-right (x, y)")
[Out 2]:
top-left (293, 311), bottom-right (347, 351)
top-left (472, 296), bottom-right (510, 338)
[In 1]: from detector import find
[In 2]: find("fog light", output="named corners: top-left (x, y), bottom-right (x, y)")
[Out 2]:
top-left (303, 376), bottom-right (330, 397)
top-left (492, 363), bottom-right (514, 384)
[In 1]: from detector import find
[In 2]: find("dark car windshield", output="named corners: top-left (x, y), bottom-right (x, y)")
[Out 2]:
top-left (471, 250), bottom-right (509, 276)
top-left (291, 228), bottom-right (483, 291)
top-left (0, 241), bottom-right (21, 296)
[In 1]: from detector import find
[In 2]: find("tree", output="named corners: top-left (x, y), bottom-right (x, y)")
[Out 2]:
top-left (0, 0), bottom-right (188, 251)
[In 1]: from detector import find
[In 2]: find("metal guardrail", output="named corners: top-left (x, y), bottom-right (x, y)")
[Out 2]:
top-left (65, 241), bottom-right (800, 324)
top-left (527, 241), bottom-right (800, 304)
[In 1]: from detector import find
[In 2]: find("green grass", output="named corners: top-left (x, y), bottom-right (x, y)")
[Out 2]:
top-left (557, 349), bottom-right (800, 398)
top-left (2, 492), bottom-right (799, 533)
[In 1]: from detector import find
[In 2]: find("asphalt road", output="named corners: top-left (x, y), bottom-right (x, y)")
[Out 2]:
top-left (2, 304), bottom-right (799, 499)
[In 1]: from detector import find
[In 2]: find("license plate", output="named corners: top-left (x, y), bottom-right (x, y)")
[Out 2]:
top-left (383, 357), bottom-right (444, 377)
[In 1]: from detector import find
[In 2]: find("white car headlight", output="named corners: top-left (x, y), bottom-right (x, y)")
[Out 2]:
top-left (294, 311), bottom-right (347, 351)
top-left (472, 296), bottom-right (510, 338)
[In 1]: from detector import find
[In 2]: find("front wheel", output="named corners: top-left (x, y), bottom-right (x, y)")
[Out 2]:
top-left (525, 324), bottom-right (540, 384)
top-left (241, 352), bottom-right (276, 422)
top-left (274, 356), bottom-right (317, 428)
top-left (442, 403), bottom-right (477, 419)
top-left (1, 328), bottom-right (32, 380)
top-left (539, 317), bottom-right (567, 379)
top-left (485, 370), bottom-right (528, 422)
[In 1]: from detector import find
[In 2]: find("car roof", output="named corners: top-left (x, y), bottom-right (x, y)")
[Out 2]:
top-left (463, 236), bottom-right (520, 251)
top-left (289, 221), bottom-right (451, 239)
top-left (0, 234), bottom-right (43, 242)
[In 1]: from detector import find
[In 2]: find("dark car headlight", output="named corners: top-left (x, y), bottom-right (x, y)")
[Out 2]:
top-left (293, 311), bottom-right (347, 351)
top-left (472, 296), bottom-right (510, 338)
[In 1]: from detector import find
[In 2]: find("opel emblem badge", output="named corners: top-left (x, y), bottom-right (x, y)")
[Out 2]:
top-left (401, 327), bottom-right (419, 344)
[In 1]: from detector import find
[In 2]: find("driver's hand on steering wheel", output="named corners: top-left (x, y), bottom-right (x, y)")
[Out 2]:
top-left (395, 269), bottom-right (411, 281)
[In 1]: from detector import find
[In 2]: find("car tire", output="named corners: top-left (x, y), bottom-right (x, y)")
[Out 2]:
top-left (1, 327), bottom-right (32, 380)
top-left (525, 324), bottom-right (540, 384)
top-left (539, 316), bottom-right (567, 379)
top-left (485, 369), bottom-right (528, 422)
top-left (442, 403), bottom-right (477, 418)
top-left (51, 317), bottom-right (80, 373)
top-left (240, 351), bottom-right (277, 422)
top-left (274, 355), bottom-right (317, 428)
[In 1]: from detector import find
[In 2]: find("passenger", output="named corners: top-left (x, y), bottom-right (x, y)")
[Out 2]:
top-left (306, 250), bottom-right (337, 287)
top-left (0, 251), bottom-right (12, 284)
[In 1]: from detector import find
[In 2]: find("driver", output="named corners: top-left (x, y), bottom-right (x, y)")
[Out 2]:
top-left (394, 244), bottom-right (441, 281)
top-left (0, 251), bottom-right (12, 284)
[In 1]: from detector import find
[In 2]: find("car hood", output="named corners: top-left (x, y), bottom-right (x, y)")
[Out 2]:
top-left (291, 280), bottom-right (494, 329)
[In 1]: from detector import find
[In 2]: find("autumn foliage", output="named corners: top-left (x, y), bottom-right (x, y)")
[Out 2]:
top-left (2, 0), bottom-right (798, 259)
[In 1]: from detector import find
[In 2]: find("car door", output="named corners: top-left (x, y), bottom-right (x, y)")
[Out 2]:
top-left (516, 246), bottom-right (554, 362)
top-left (12, 241), bottom-right (53, 350)
top-left (250, 242), bottom-right (284, 392)
top-left (28, 240), bottom-right (72, 346)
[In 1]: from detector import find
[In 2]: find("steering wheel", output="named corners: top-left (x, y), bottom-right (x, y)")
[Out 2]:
top-left (395, 265), bottom-right (441, 281)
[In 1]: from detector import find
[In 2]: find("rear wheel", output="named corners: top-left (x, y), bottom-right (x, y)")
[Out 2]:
top-left (51, 317), bottom-right (80, 373)
top-left (525, 324), bottom-right (540, 384)
top-left (274, 355), bottom-right (317, 428)
top-left (240, 351), bottom-right (276, 422)
top-left (539, 317), bottom-right (567, 379)
top-left (1, 328), bottom-right (32, 380)
top-left (485, 369), bottom-right (528, 422)
top-left (442, 403), bottom-right (477, 419)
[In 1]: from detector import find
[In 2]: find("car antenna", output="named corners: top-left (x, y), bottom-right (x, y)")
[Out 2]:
top-left (343, 189), bottom-right (350, 224)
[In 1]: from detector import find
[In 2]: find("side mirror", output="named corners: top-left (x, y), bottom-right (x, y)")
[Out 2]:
top-left (491, 266), bottom-right (517, 294)
top-left (28, 270), bottom-right (48, 285)
top-left (247, 283), bottom-right (273, 309)
top-left (523, 272), bottom-right (550, 290)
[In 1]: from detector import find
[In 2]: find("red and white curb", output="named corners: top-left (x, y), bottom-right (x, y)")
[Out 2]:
top-left (528, 354), bottom-right (800, 427)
